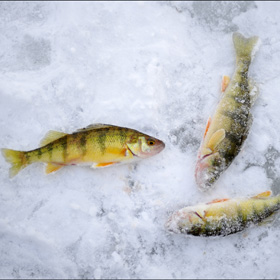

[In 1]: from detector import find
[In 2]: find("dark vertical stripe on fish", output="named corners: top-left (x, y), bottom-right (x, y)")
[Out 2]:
top-left (221, 110), bottom-right (249, 128)
top-left (47, 143), bottom-right (54, 161)
top-left (98, 131), bottom-right (107, 154)
top-left (119, 128), bottom-right (127, 146)
top-left (37, 148), bottom-right (42, 159)
top-left (80, 133), bottom-right (87, 156)
top-left (61, 136), bottom-right (68, 162)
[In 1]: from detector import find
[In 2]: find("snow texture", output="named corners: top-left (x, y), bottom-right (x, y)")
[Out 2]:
top-left (0, 1), bottom-right (280, 278)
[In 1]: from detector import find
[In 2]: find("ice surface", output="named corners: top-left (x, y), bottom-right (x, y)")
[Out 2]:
top-left (1, 1), bottom-right (280, 278)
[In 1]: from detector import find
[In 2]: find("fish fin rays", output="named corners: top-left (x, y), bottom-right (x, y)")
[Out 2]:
top-left (75, 123), bottom-right (114, 133)
top-left (207, 129), bottom-right (226, 151)
top-left (204, 117), bottom-right (211, 138)
top-left (91, 162), bottom-right (118, 168)
top-left (233, 32), bottom-right (259, 59)
top-left (207, 198), bottom-right (230, 204)
top-left (252, 191), bottom-right (272, 199)
top-left (221, 75), bottom-right (230, 92)
top-left (40, 130), bottom-right (68, 147)
top-left (45, 163), bottom-right (63, 174)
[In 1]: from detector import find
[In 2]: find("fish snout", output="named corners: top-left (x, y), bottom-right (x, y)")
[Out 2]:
top-left (195, 153), bottom-right (220, 192)
top-left (139, 138), bottom-right (165, 158)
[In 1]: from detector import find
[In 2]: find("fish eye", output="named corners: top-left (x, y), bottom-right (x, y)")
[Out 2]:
top-left (147, 139), bottom-right (155, 146)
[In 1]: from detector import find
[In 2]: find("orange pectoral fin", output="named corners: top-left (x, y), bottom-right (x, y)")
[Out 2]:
top-left (221, 75), bottom-right (230, 92)
top-left (207, 198), bottom-right (230, 204)
top-left (45, 163), bottom-right (63, 174)
top-left (204, 117), bottom-right (211, 138)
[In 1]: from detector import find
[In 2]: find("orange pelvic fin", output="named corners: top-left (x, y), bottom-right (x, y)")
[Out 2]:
top-left (221, 75), bottom-right (230, 92)
top-left (45, 163), bottom-right (63, 174)
top-left (207, 129), bottom-right (226, 151)
top-left (207, 198), bottom-right (230, 204)
top-left (93, 162), bottom-right (117, 168)
top-left (204, 117), bottom-right (211, 138)
top-left (252, 191), bottom-right (272, 199)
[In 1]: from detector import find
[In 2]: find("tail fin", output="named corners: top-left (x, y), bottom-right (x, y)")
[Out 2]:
top-left (233, 32), bottom-right (259, 60)
top-left (1, 148), bottom-right (28, 178)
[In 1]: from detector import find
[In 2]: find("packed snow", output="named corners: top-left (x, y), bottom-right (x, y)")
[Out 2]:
top-left (1, 1), bottom-right (280, 278)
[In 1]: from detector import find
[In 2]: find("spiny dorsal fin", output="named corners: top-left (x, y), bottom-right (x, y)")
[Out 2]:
top-left (252, 191), bottom-right (272, 199)
top-left (74, 123), bottom-right (114, 133)
top-left (40, 130), bottom-right (68, 147)
top-left (207, 129), bottom-right (226, 151)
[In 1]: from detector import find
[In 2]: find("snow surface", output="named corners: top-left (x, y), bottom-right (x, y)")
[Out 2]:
top-left (1, 1), bottom-right (280, 278)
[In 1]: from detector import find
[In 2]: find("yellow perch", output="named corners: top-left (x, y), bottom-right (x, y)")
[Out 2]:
top-left (195, 32), bottom-right (260, 191)
top-left (2, 123), bottom-right (165, 177)
top-left (166, 191), bottom-right (280, 237)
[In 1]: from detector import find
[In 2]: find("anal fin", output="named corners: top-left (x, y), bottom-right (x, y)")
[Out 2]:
top-left (45, 163), bottom-right (63, 174)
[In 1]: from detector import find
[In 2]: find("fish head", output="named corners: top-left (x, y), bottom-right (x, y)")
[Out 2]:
top-left (195, 151), bottom-right (224, 192)
top-left (166, 207), bottom-right (205, 234)
top-left (127, 135), bottom-right (165, 158)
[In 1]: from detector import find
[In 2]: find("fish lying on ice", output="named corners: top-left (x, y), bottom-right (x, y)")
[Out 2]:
top-left (166, 191), bottom-right (280, 237)
top-left (195, 32), bottom-right (260, 192)
top-left (2, 124), bottom-right (165, 178)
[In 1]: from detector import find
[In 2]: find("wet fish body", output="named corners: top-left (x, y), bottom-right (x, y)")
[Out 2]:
top-left (195, 32), bottom-right (260, 191)
top-left (166, 191), bottom-right (280, 237)
top-left (2, 124), bottom-right (165, 177)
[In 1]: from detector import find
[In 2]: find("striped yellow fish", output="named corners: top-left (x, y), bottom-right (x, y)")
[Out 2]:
top-left (166, 191), bottom-right (280, 237)
top-left (195, 32), bottom-right (260, 191)
top-left (2, 124), bottom-right (165, 178)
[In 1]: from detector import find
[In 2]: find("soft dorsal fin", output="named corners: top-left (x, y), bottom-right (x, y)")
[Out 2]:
top-left (40, 130), bottom-right (68, 147)
top-left (74, 123), bottom-right (113, 133)
top-left (207, 198), bottom-right (230, 204)
top-left (207, 129), bottom-right (226, 151)
top-left (252, 191), bottom-right (272, 199)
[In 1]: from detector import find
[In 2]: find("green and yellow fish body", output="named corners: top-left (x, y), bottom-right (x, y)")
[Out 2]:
top-left (2, 124), bottom-right (165, 177)
top-left (166, 191), bottom-right (280, 237)
top-left (195, 32), bottom-right (260, 191)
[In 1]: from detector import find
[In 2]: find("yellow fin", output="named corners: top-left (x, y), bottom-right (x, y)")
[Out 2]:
top-left (40, 130), bottom-right (68, 147)
top-left (2, 148), bottom-right (28, 178)
top-left (221, 75), bottom-right (230, 92)
top-left (45, 163), bottom-right (63, 174)
top-left (252, 191), bottom-right (272, 199)
top-left (232, 32), bottom-right (259, 59)
top-left (207, 129), bottom-right (226, 151)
